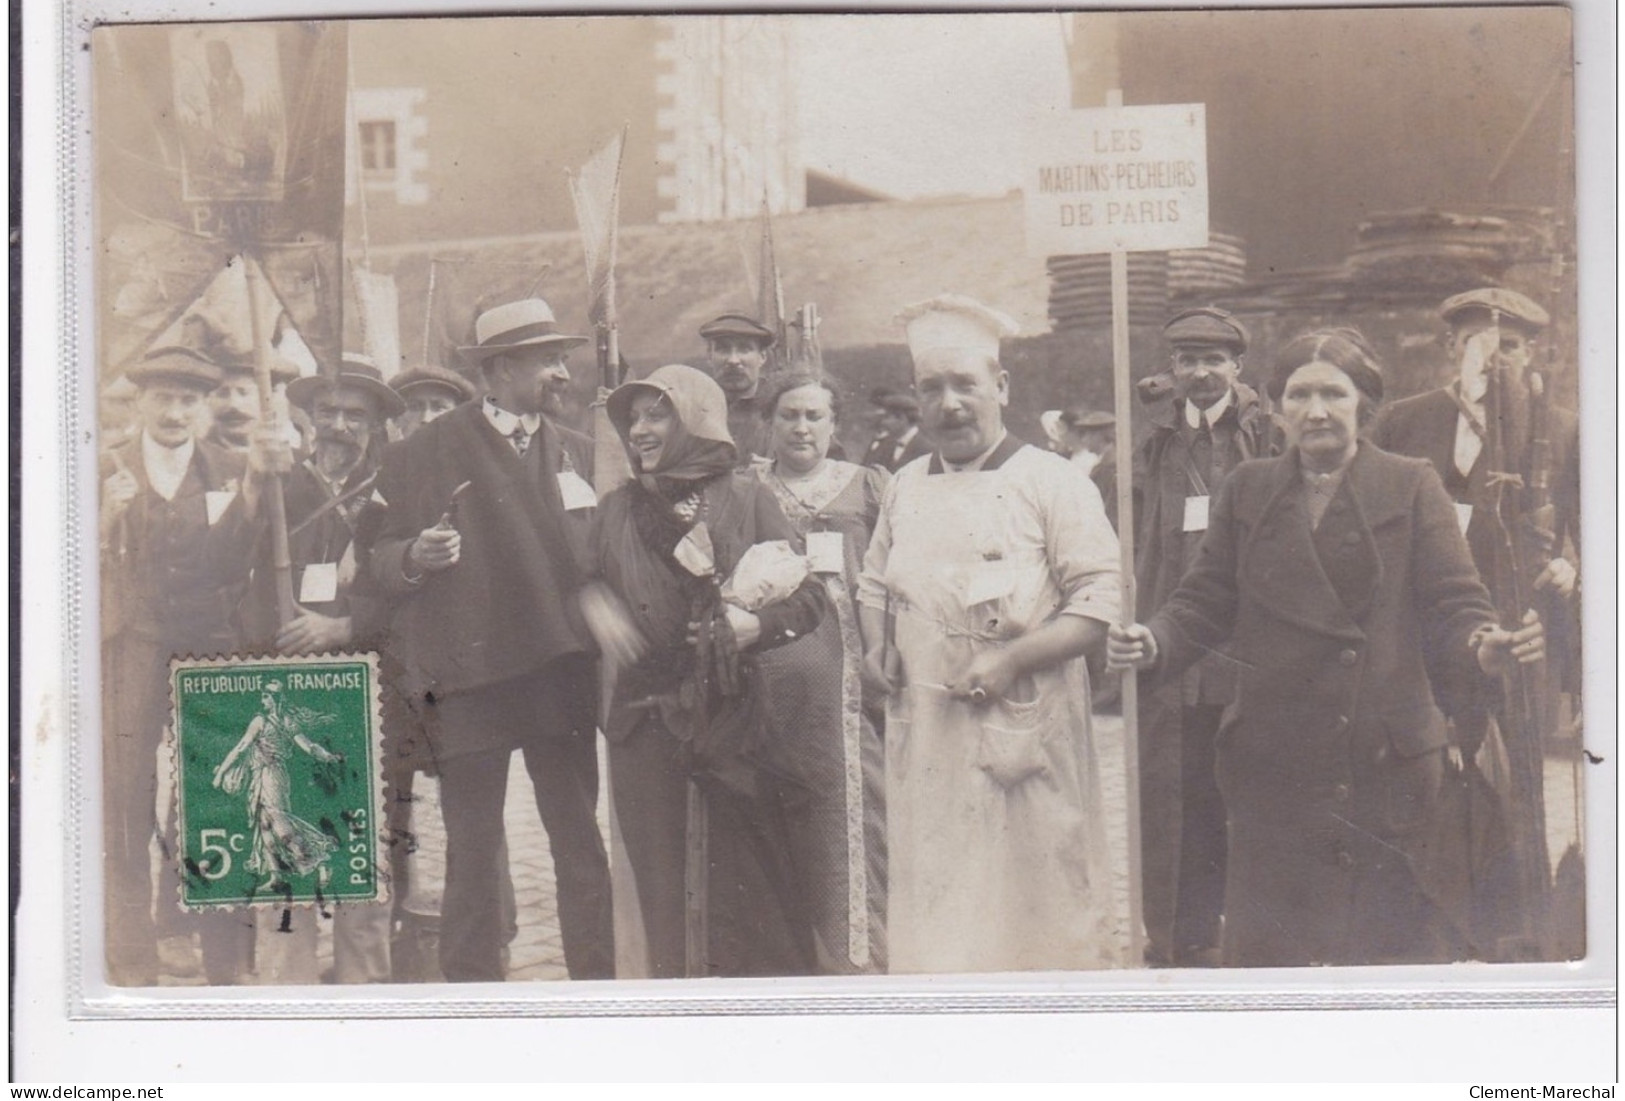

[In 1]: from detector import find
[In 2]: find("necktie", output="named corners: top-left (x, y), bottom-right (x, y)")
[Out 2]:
top-left (510, 425), bottom-right (531, 457)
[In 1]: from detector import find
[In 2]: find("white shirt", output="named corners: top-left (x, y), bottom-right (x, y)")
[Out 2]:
top-left (1453, 385), bottom-right (1486, 478)
top-left (1070, 447), bottom-right (1102, 477)
top-left (483, 397), bottom-right (541, 450)
top-left (141, 431), bottom-right (194, 502)
top-left (1183, 387), bottom-right (1235, 431)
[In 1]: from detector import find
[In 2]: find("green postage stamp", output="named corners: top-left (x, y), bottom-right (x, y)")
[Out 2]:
top-left (170, 654), bottom-right (386, 911)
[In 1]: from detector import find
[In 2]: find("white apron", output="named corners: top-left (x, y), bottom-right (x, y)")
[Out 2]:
top-left (871, 448), bottom-right (1121, 973)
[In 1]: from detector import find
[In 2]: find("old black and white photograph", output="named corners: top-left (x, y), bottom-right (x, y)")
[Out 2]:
top-left (73, 4), bottom-right (1603, 1006)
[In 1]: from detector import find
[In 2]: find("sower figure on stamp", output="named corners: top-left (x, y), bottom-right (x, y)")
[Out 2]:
top-left (857, 295), bottom-right (1123, 974)
top-left (99, 346), bottom-right (269, 985)
top-left (698, 312), bottom-right (777, 469)
top-left (237, 352), bottom-right (402, 983)
top-left (370, 298), bottom-right (615, 982)
top-left (1371, 287), bottom-right (1581, 958)
top-left (1134, 307), bottom-right (1278, 968)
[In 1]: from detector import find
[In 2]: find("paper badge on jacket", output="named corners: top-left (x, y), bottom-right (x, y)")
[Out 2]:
top-left (805, 531), bottom-right (844, 574)
top-left (298, 562), bottom-right (339, 604)
top-left (204, 488), bottom-right (237, 526)
top-left (965, 563), bottom-right (1017, 607)
top-left (674, 522), bottom-right (716, 577)
top-left (557, 470), bottom-right (598, 511)
top-left (1183, 494), bottom-right (1210, 532)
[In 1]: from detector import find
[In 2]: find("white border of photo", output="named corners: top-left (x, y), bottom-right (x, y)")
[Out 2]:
top-left (16, 0), bottom-right (1617, 1082)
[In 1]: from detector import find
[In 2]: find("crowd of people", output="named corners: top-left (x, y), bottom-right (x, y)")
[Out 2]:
top-left (99, 280), bottom-right (1581, 985)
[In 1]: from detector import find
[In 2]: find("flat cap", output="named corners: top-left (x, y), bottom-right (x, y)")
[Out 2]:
top-left (126, 346), bottom-right (225, 392)
top-left (391, 364), bottom-right (477, 404)
top-left (1062, 408), bottom-right (1116, 430)
top-left (699, 313), bottom-right (776, 347)
top-left (1163, 306), bottom-right (1249, 353)
top-left (1440, 287), bottom-right (1549, 331)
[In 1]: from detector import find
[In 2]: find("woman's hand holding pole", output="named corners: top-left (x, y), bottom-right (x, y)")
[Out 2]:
top-left (1106, 622), bottom-right (1159, 672)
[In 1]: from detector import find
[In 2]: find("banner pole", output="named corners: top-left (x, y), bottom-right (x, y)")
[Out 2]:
top-left (243, 250), bottom-right (298, 627)
top-left (1106, 87), bottom-right (1146, 967)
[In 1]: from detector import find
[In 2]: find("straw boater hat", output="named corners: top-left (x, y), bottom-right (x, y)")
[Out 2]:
top-left (460, 298), bottom-right (589, 362)
top-left (390, 364), bottom-right (477, 404)
top-left (286, 352), bottom-right (407, 419)
top-left (125, 346), bottom-right (225, 392)
top-left (895, 294), bottom-right (1019, 361)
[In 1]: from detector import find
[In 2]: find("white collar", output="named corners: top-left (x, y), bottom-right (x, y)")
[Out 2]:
top-left (944, 429), bottom-right (1007, 473)
top-left (141, 431), bottom-right (195, 501)
top-left (1184, 387), bottom-right (1235, 430)
top-left (895, 425), bottom-right (919, 447)
top-left (483, 396), bottom-right (542, 439)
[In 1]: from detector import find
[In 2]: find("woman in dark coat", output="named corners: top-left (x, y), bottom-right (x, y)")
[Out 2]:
top-left (582, 363), bottom-right (827, 978)
top-left (1110, 328), bottom-right (1545, 967)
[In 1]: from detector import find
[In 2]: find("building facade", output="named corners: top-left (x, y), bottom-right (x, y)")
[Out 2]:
top-left (344, 14), bottom-right (804, 249)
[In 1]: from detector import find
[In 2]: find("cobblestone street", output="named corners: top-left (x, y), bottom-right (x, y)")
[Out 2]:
top-left (157, 711), bottom-right (1589, 984)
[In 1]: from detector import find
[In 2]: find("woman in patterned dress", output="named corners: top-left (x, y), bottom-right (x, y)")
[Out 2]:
top-left (754, 373), bottom-right (890, 974)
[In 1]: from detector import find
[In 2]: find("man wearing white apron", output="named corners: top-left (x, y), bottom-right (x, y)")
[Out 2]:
top-left (857, 295), bottom-right (1123, 974)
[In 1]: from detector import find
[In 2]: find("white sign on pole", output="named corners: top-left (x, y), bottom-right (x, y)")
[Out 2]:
top-left (1024, 103), bottom-right (1209, 255)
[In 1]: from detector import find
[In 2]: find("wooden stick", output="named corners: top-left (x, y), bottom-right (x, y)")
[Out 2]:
top-left (1107, 87), bottom-right (1146, 967)
top-left (684, 779), bottom-right (709, 977)
top-left (243, 253), bottom-right (298, 626)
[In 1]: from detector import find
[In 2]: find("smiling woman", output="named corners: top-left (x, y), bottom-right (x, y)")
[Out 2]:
top-left (591, 363), bottom-right (830, 978)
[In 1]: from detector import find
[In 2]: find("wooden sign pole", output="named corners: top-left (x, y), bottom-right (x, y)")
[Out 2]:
top-left (1106, 88), bottom-right (1146, 967)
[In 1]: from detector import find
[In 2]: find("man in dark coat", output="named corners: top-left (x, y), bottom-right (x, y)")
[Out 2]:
top-left (237, 353), bottom-right (404, 982)
top-left (699, 312), bottom-right (776, 467)
top-left (370, 297), bottom-right (613, 982)
top-left (1133, 306), bottom-right (1278, 967)
top-left (1370, 287), bottom-right (1581, 956)
top-left (861, 390), bottom-right (930, 473)
top-left (382, 359), bottom-right (510, 982)
top-left (99, 347), bottom-right (265, 984)
top-left (1056, 407), bottom-right (1119, 530)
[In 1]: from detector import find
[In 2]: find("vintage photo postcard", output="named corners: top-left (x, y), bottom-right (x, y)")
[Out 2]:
top-left (47, 1), bottom-right (1612, 1032)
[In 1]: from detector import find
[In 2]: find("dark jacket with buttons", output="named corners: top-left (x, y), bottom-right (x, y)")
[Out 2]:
top-left (1147, 443), bottom-right (1497, 966)
top-left (100, 436), bottom-right (255, 651)
top-left (369, 403), bottom-right (599, 754)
